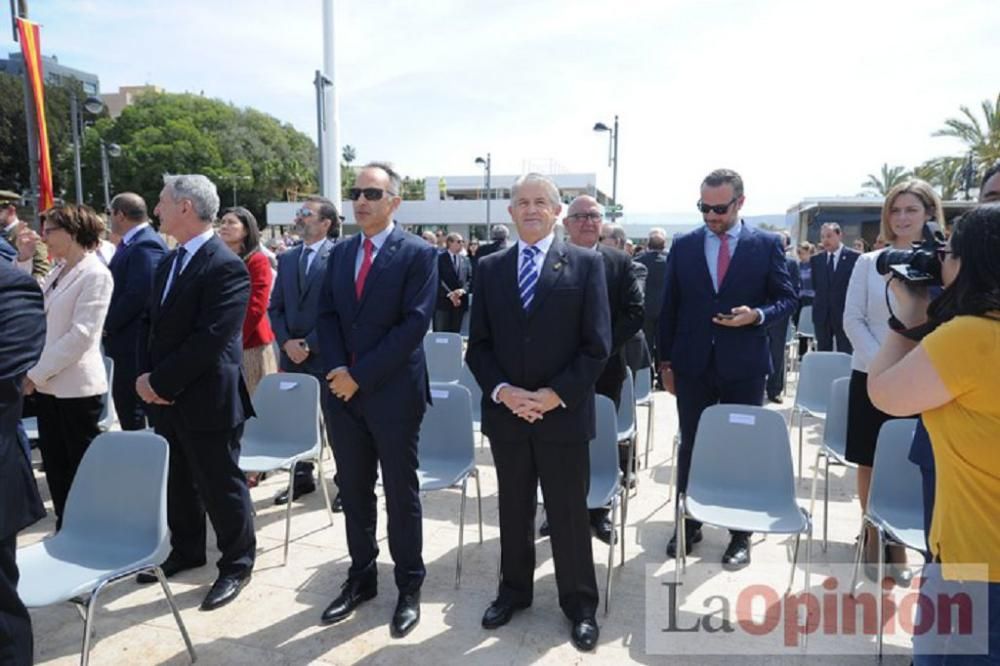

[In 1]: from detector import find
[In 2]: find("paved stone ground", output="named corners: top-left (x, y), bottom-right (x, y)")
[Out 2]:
top-left (24, 366), bottom-right (918, 665)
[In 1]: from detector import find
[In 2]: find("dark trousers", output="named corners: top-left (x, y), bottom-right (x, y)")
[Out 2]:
top-left (674, 358), bottom-right (764, 536)
top-left (35, 393), bottom-right (103, 528)
top-left (433, 307), bottom-right (465, 333)
top-left (492, 435), bottom-right (598, 622)
top-left (156, 417), bottom-right (255, 576)
top-left (0, 536), bottom-right (32, 666)
top-left (814, 317), bottom-right (853, 354)
top-left (110, 353), bottom-right (146, 431)
top-left (766, 318), bottom-right (791, 399)
top-left (642, 317), bottom-right (660, 370)
top-left (325, 395), bottom-right (425, 594)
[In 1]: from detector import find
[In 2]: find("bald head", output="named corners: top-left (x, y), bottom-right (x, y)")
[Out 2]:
top-left (109, 192), bottom-right (148, 236)
top-left (563, 195), bottom-right (604, 248)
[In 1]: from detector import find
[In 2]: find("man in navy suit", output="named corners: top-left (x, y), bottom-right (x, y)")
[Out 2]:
top-left (316, 162), bottom-right (437, 638)
top-left (268, 196), bottom-right (343, 509)
top-left (809, 222), bottom-right (859, 353)
top-left (103, 193), bottom-right (167, 430)
top-left (434, 232), bottom-right (472, 333)
top-left (634, 229), bottom-right (669, 376)
top-left (134, 175), bottom-right (256, 612)
top-left (0, 260), bottom-right (46, 666)
top-left (659, 169), bottom-right (797, 569)
top-left (467, 174), bottom-right (610, 652)
top-left (765, 232), bottom-right (801, 403)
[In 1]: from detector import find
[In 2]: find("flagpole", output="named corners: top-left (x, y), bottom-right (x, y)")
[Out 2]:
top-left (12, 0), bottom-right (40, 223)
top-left (320, 0), bottom-right (340, 209)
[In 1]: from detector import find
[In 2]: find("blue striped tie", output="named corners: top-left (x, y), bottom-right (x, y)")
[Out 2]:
top-left (519, 245), bottom-right (541, 310)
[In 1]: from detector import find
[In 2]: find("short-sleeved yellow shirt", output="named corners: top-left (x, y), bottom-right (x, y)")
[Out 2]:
top-left (922, 315), bottom-right (1000, 581)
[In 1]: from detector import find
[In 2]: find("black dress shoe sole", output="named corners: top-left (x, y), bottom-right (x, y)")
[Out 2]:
top-left (320, 588), bottom-right (377, 625)
top-left (199, 575), bottom-right (250, 611)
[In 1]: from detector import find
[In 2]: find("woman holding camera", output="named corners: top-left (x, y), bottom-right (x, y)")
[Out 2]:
top-left (843, 179), bottom-right (944, 583)
top-left (868, 203), bottom-right (1000, 663)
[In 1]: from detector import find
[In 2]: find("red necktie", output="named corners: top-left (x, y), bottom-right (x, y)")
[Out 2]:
top-left (716, 232), bottom-right (731, 289)
top-left (355, 238), bottom-right (374, 300)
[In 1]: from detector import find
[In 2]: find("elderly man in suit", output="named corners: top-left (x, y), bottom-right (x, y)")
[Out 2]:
top-left (269, 195), bottom-right (343, 508)
top-left (809, 222), bottom-right (859, 353)
top-left (0, 260), bottom-right (46, 666)
top-left (133, 174), bottom-right (256, 612)
top-left (659, 168), bottom-right (797, 569)
top-left (316, 162), bottom-right (437, 638)
top-left (434, 232), bottom-right (472, 333)
top-left (103, 192), bottom-right (167, 430)
top-left (467, 173), bottom-right (610, 652)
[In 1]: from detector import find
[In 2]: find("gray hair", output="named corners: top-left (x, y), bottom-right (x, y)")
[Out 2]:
top-left (490, 224), bottom-right (509, 241)
top-left (567, 194), bottom-right (605, 216)
top-left (511, 172), bottom-right (561, 208)
top-left (602, 223), bottom-right (627, 249)
top-left (163, 174), bottom-right (220, 222)
top-left (362, 161), bottom-right (402, 196)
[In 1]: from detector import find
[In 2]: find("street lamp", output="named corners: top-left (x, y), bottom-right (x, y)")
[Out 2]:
top-left (99, 139), bottom-right (121, 211)
top-left (593, 115), bottom-right (619, 215)
top-left (225, 175), bottom-right (252, 206)
top-left (70, 93), bottom-right (106, 204)
top-left (475, 153), bottom-right (491, 239)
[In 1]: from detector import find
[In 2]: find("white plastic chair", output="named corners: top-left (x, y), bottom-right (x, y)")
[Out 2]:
top-left (22, 356), bottom-right (116, 440)
top-left (790, 351), bottom-right (852, 481)
top-left (423, 332), bottom-right (463, 383)
top-left (17, 432), bottom-right (196, 666)
top-left (635, 367), bottom-right (656, 469)
top-left (457, 363), bottom-right (485, 448)
top-left (808, 377), bottom-right (856, 551)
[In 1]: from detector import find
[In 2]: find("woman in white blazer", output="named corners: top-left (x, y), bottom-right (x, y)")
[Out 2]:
top-left (24, 204), bottom-right (114, 530)
top-left (843, 179), bottom-right (943, 583)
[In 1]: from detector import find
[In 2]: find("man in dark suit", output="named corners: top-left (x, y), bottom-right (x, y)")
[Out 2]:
top-left (765, 232), bottom-right (802, 403)
top-left (809, 222), bottom-right (859, 353)
top-left (659, 169), bottom-right (797, 569)
top-left (467, 174), bottom-right (610, 652)
top-left (316, 162), bottom-right (437, 638)
top-left (634, 229), bottom-right (669, 377)
top-left (433, 232), bottom-right (472, 333)
top-left (133, 174), bottom-right (256, 612)
top-left (103, 192), bottom-right (167, 430)
top-left (268, 196), bottom-right (343, 509)
top-left (474, 223), bottom-right (511, 259)
top-left (0, 260), bottom-right (46, 666)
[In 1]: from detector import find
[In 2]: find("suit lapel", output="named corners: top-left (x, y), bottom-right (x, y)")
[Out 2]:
top-left (526, 240), bottom-right (568, 316)
top-left (299, 239), bottom-right (331, 303)
top-left (159, 236), bottom-right (215, 314)
top-left (691, 227), bottom-right (715, 292)
top-left (357, 228), bottom-right (403, 311)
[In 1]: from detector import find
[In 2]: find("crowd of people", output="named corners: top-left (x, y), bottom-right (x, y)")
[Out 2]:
top-left (0, 161), bottom-right (998, 664)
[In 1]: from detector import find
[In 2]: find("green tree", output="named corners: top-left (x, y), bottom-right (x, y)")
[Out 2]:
top-left (933, 93), bottom-right (1000, 170)
top-left (913, 156), bottom-right (964, 201)
top-left (861, 163), bottom-right (911, 195)
top-left (341, 144), bottom-right (356, 165)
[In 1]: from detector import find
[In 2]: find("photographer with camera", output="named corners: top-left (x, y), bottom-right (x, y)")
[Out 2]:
top-left (868, 203), bottom-right (1000, 663)
top-left (843, 179), bottom-right (943, 583)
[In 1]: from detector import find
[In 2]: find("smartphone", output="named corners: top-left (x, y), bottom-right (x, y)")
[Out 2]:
top-left (715, 313), bottom-right (736, 320)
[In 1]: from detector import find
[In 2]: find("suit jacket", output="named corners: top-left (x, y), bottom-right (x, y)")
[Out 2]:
top-left (475, 239), bottom-right (509, 260)
top-left (634, 249), bottom-right (668, 322)
top-left (317, 226), bottom-right (438, 422)
top-left (466, 240), bottom-right (611, 443)
top-left (242, 251), bottom-right (276, 349)
top-left (269, 238), bottom-right (334, 375)
top-left (5, 220), bottom-right (50, 280)
top-left (104, 225), bottom-right (168, 364)
top-left (768, 256), bottom-right (801, 331)
top-left (659, 224), bottom-right (797, 381)
top-left (436, 250), bottom-right (472, 311)
top-left (0, 234), bottom-right (16, 262)
top-left (28, 252), bottom-right (113, 398)
top-left (0, 261), bottom-right (46, 540)
top-left (139, 234), bottom-right (255, 432)
top-left (594, 244), bottom-right (644, 399)
top-left (809, 246), bottom-right (860, 329)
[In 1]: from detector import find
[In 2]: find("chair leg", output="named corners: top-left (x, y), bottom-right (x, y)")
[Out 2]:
top-left (667, 433), bottom-right (679, 503)
top-left (473, 468), bottom-right (483, 544)
top-left (316, 453), bottom-right (336, 527)
top-left (787, 532), bottom-right (802, 594)
top-left (797, 409), bottom-right (804, 483)
top-left (849, 518), bottom-right (869, 596)
top-left (605, 492), bottom-right (618, 617)
top-left (822, 455), bottom-right (831, 552)
top-left (456, 476), bottom-right (468, 589)
top-left (877, 528), bottom-right (885, 661)
top-left (807, 449), bottom-right (822, 535)
top-left (644, 402), bottom-right (655, 470)
top-left (283, 467), bottom-right (295, 566)
top-left (673, 498), bottom-right (682, 621)
top-left (154, 566), bottom-right (197, 663)
top-left (620, 465), bottom-right (629, 566)
top-left (80, 579), bottom-right (109, 666)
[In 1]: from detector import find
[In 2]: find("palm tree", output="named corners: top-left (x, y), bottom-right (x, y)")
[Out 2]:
top-left (861, 163), bottom-right (911, 195)
top-left (933, 93), bottom-right (1000, 170)
top-left (914, 157), bottom-right (964, 201)
top-left (341, 144), bottom-right (356, 166)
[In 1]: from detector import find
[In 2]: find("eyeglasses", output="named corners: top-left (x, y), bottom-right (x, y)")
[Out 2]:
top-left (696, 198), bottom-right (738, 215)
top-left (348, 187), bottom-right (396, 201)
top-left (295, 207), bottom-right (315, 218)
top-left (564, 212), bottom-right (603, 222)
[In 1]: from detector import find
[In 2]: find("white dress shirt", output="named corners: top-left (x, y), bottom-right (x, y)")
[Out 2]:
top-left (354, 222), bottom-right (395, 279)
top-left (161, 227), bottom-right (214, 302)
top-left (120, 222), bottom-right (150, 246)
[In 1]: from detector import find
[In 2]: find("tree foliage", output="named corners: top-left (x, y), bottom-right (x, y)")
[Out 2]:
top-left (860, 163), bottom-right (911, 196)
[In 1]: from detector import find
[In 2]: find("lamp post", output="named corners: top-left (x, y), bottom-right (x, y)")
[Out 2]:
top-left (475, 153), bottom-right (491, 239)
top-left (313, 70), bottom-right (333, 198)
top-left (226, 175), bottom-right (252, 206)
top-left (593, 115), bottom-right (619, 216)
top-left (962, 151), bottom-right (976, 201)
top-left (99, 139), bottom-right (121, 211)
top-left (70, 92), bottom-right (106, 204)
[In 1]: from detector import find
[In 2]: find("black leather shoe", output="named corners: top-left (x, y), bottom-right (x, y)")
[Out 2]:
top-left (538, 519), bottom-right (550, 538)
top-left (331, 492), bottom-right (343, 513)
top-left (273, 482), bottom-right (317, 505)
top-left (482, 599), bottom-right (529, 629)
top-left (390, 591), bottom-right (420, 638)
top-left (666, 527), bottom-right (703, 558)
top-left (200, 572), bottom-right (251, 611)
top-left (571, 617), bottom-right (599, 652)
top-left (722, 534), bottom-right (752, 571)
top-left (592, 515), bottom-right (618, 545)
top-left (320, 578), bottom-right (377, 625)
top-left (767, 395), bottom-right (782, 404)
top-left (136, 554), bottom-right (206, 584)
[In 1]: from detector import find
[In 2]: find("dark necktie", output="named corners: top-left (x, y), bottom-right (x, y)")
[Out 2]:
top-left (827, 252), bottom-right (835, 279)
top-left (162, 246), bottom-right (187, 303)
top-left (299, 246), bottom-right (313, 290)
top-left (519, 246), bottom-right (540, 309)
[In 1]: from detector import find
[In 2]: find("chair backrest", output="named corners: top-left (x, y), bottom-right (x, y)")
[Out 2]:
top-left (616, 367), bottom-right (636, 435)
top-left (244, 373), bottom-right (321, 449)
top-left (457, 364), bottom-right (482, 424)
top-left (867, 419), bottom-right (921, 526)
top-left (687, 404), bottom-right (797, 512)
top-left (634, 366), bottom-right (653, 403)
top-left (423, 332), bottom-right (463, 383)
top-left (61, 431), bottom-right (169, 554)
top-left (794, 351), bottom-right (852, 415)
top-left (822, 377), bottom-right (851, 459)
top-left (98, 356), bottom-right (117, 430)
top-left (588, 395), bottom-right (621, 507)
top-left (798, 305), bottom-right (815, 338)
top-left (785, 317), bottom-right (795, 345)
top-left (419, 383), bottom-right (476, 467)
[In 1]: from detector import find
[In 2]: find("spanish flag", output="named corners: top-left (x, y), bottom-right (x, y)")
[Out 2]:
top-left (17, 18), bottom-right (54, 211)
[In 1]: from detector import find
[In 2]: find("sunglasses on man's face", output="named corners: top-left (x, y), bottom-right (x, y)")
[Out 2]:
top-left (697, 198), bottom-right (738, 215)
top-left (296, 207), bottom-right (315, 218)
top-left (348, 187), bottom-right (396, 201)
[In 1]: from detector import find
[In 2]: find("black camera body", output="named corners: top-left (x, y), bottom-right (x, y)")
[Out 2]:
top-left (875, 222), bottom-right (946, 286)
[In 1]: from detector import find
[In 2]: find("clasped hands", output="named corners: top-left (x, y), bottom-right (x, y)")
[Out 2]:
top-left (326, 367), bottom-right (359, 401)
top-left (498, 386), bottom-right (562, 423)
top-left (135, 373), bottom-right (172, 405)
top-left (447, 288), bottom-right (465, 308)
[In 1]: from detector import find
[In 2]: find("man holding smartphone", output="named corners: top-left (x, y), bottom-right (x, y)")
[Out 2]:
top-left (658, 169), bottom-right (797, 569)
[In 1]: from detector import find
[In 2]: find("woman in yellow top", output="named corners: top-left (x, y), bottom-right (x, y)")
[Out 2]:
top-left (868, 203), bottom-right (1000, 664)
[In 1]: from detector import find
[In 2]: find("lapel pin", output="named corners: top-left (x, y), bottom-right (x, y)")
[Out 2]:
top-left (553, 262), bottom-right (562, 271)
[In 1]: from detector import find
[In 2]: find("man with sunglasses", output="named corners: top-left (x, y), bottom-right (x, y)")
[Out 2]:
top-left (268, 196), bottom-right (343, 508)
top-left (658, 168), bottom-right (796, 570)
top-left (434, 232), bottom-right (472, 333)
top-left (316, 163), bottom-right (437, 638)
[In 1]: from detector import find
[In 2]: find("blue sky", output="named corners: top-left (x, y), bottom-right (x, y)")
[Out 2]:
top-left (5, 0), bottom-right (999, 216)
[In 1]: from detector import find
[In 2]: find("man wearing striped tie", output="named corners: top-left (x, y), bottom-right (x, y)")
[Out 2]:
top-left (466, 173), bottom-right (611, 652)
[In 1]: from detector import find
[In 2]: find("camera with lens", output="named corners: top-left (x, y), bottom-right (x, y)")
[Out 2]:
top-left (875, 221), bottom-right (947, 286)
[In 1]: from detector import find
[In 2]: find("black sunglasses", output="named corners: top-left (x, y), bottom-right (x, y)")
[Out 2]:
top-left (348, 187), bottom-right (396, 201)
top-left (697, 197), bottom-right (738, 215)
